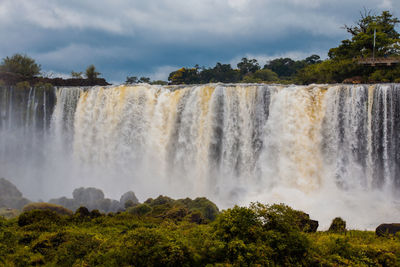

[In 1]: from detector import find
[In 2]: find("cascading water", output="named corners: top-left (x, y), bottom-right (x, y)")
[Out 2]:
top-left (1, 83), bottom-right (400, 229)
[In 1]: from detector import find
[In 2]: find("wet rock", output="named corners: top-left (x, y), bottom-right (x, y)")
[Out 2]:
top-left (0, 178), bottom-right (30, 209)
top-left (297, 211), bottom-right (319, 233)
top-left (120, 191), bottom-right (139, 207)
top-left (376, 223), bottom-right (400, 237)
top-left (73, 187), bottom-right (105, 207)
top-left (0, 177), bottom-right (22, 198)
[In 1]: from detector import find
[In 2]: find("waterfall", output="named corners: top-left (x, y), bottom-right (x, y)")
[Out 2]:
top-left (1, 83), bottom-right (400, 228)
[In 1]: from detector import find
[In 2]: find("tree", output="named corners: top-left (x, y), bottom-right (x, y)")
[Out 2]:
top-left (168, 67), bottom-right (199, 84)
top-left (138, 77), bottom-right (151, 83)
top-left (304, 55), bottom-right (322, 65)
top-left (125, 76), bottom-right (138, 84)
top-left (85, 65), bottom-right (101, 83)
top-left (237, 58), bottom-right (260, 76)
top-left (0, 53), bottom-right (41, 79)
top-left (242, 69), bottom-right (279, 83)
top-left (329, 10), bottom-right (400, 59)
top-left (264, 58), bottom-right (298, 78)
top-left (209, 63), bottom-right (240, 83)
top-left (71, 71), bottom-right (83, 79)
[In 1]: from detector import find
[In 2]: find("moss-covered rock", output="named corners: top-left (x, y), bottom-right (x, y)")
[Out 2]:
top-left (22, 203), bottom-right (73, 216)
top-left (329, 217), bottom-right (347, 233)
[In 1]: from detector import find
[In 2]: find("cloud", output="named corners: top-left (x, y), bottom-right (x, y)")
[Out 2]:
top-left (147, 65), bottom-right (179, 81)
top-left (379, 0), bottom-right (392, 9)
top-left (0, 0), bottom-right (399, 82)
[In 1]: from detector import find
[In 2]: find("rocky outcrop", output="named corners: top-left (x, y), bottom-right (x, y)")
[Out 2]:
top-left (50, 187), bottom-right (139, 213)
top-left (120, 191), bottom-right (139, 207)
top-left (297, 211), bottom-right (319, 233)
top-left (0, 178), bottom-right (30, 209)
top-left (376, 224), bottom-right (400, 237)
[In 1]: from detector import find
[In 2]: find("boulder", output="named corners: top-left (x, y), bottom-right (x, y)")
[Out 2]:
top-left (49, 197), bottom-right (80, 211)
top-left (295, 211), bottom-right (319, 233)
top-left (376, 223), bottom-right (400, 237)
top-left (73, 187), bottom-right (105, 206)
top-left (0, 177), bottom-right (22, 198)
top-left (0, 178), bottom-right (30, 209)
top-left (120, 191), bottom-right (139, 207)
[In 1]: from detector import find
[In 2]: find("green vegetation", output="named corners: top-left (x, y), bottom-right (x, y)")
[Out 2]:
top-left (1, 10), bottom-right (398, 86)
top-left (71, 71), bottom-right (83, 79)
top-left (0, 200), bottom-right (399, 266)
top-left (167, 10), bottom-right (400, 85)
top-left (85, 64), bottom-right (101, 84)
top-left (22, 203), bottom-right (73, 216)
top-left (0, 54), bottom-right (41, 79)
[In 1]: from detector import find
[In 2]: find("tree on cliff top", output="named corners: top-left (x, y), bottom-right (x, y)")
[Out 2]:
top-left (0, 53), bottom-right (41, 79)
top-left (329, 10), bottom-right (400, 59)
top-left (85, 65), bottom-right (101, 84)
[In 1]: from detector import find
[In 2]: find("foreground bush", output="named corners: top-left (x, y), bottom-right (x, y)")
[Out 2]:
top-left (22, 202), bottom-right (73, 216)
top-left (0, 201), bottom-right (399, 266)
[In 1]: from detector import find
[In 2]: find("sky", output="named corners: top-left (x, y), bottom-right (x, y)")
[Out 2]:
top-left (0, 0), bottom-right (399, 83)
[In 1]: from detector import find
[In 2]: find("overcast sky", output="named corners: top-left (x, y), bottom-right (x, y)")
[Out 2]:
top-left (1, 0), bottom-right (399, 83)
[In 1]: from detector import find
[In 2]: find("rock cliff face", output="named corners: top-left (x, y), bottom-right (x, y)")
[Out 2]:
top-left (0, 178), bottom-right (30, 209)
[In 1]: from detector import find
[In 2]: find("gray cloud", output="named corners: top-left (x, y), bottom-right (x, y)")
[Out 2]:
top-left (0, 0), bottom-right (398, 82)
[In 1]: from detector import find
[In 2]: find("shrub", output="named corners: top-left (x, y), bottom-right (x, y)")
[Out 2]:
top-left (18, 210), bottom-right (62, 227)
top-left (329, 217), bottom-right (347, 233)
top-left (164, 206), bottom-right (188, 220)
top-left (15, 81), bottom-right (30, 90)
top-left (22, 203), bottom-right (73, 216)
top-left (176, 197), bottom-right (219, 221)
top-left (75, 206), bottom-right (90, 217)
top-left (0, 54), bottom-right (41, 79)
top-left (127, 204), bottom-right (152, 216)
top-left (85, 65), bottom-right (100, 84)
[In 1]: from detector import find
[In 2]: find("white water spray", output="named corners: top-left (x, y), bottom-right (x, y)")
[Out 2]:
top-left (1, 83), bottom-right (400, 229)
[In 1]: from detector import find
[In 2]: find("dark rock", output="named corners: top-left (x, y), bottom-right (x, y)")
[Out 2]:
top-left (376, 223), bottom-right (400, 237)
top-left (294, 211), bottom-right (319, 233)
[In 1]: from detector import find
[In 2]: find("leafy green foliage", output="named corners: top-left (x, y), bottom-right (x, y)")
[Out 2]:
top-left (329, 10), bottom-right (400, 59)
top-left (125, 76), bottom-right (138, 84)
top-left (0, 54), bottom-right (41, 79)
top-left (85, 64), bottom-right (101, 84)
top-left (329, 217), bottom-right (347, 233)
top-left (22, 202), bottom-right (73, 216)
top-left (237, 57), bottom-right (260, 75)
top-left (1, 201), bottom-right (400, 266)
top-left (242, 68), bottom-right (279, 83)
top-left (71, 71), bottom-right (83, 78)
top-left (126, 203), bottom-right (152, 216)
